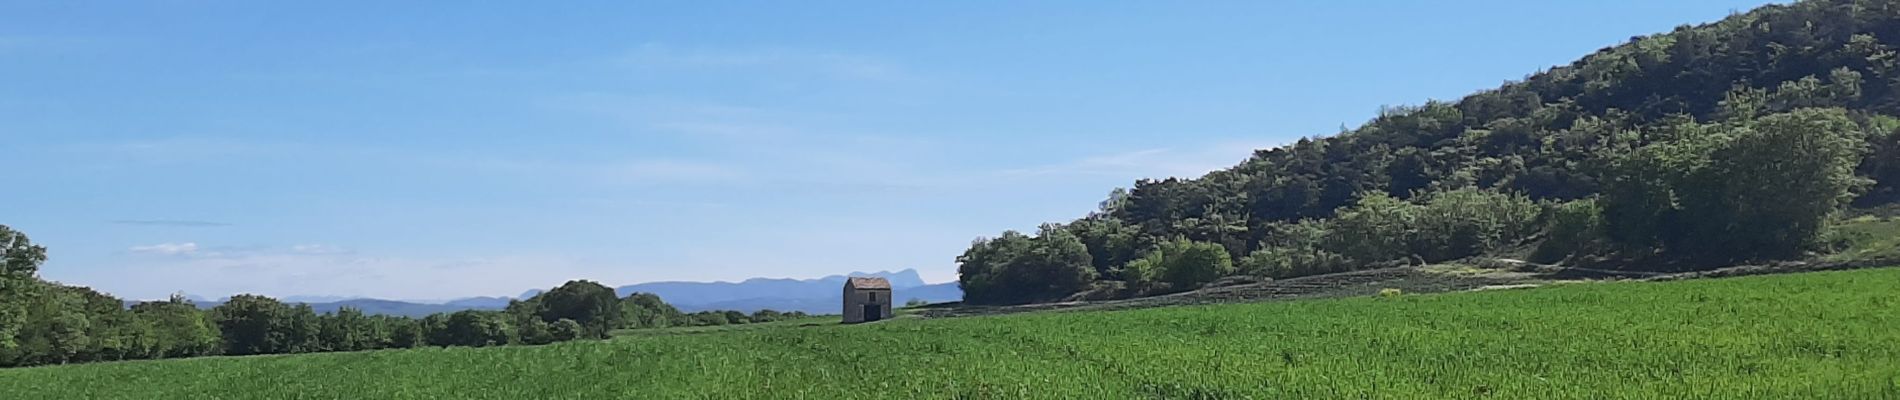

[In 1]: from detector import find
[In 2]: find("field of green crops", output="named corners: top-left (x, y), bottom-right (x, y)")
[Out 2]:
top-left (3, 268), bottom-right (1898, 399)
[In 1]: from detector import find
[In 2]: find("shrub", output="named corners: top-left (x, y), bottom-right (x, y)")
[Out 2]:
top-left (1124, 239), bottom-right (1234, 294)
top-left (1239, 246), bottom-right (1352, 279)
top-left (549, 319), bottom-right (582, 342)
top-left (1530, 199), bottom-right (1607, 263)
top-left (1411, 189), bottom-right (1541, 261)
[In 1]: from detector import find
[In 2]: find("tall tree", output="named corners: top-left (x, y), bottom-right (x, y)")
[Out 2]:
top-left (209, 295), bottom-right (295, 356)
top-left (531, 280), bottom-right (622, 339)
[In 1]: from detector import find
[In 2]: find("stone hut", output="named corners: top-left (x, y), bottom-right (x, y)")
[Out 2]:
top-left (842, 277), bottom-right (893, 323)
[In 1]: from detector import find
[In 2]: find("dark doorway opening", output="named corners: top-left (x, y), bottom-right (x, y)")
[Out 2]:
top-left (862, 304), bottom-right (881, 322)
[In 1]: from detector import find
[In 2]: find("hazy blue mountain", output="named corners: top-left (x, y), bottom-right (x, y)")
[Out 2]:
top-left (444, 296), bottom-right (515, 308)
top-left (677, 282), bottom-right (963, 314)
top-left (132, 296), bottom-right (507, 318)
top-left (281, 295), bottom-right (362, 303)
top-left (615, 269), bottom-right (961, 314)
top-left (137, 269), bottom-right (959, 317)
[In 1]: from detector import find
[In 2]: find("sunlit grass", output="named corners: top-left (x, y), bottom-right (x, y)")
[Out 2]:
top-left (1829, 216), bottom-right (1900, 261)
top-left (4, 268), bottom-right (1897, 399)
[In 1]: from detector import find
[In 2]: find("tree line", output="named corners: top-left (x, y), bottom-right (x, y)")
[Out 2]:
top-left (0, 227), bottom-right (804, 368)
top-left (960, 0), bottom-right (1900, 304)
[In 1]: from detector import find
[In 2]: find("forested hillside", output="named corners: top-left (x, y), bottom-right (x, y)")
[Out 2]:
top-left (960, 0), bottom-right (1900, 304)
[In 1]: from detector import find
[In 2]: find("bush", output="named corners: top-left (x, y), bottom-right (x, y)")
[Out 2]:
top-left (549, 319), bottom-right (582, 342)
top-left (1239, 246), bottom-right (1352, 279)
top-left (1411, 189), bottom-right (1541, 261)
top-left (1601, 109), bottom-right (1866, 264)
top-left (1124, 239), bottom-right (1233, 294)
top-left (1530, 199), bottom-right (1607, 263)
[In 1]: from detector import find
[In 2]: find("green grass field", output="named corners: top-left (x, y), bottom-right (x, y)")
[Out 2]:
top-left (3, 269), bottom-right (1897, 399)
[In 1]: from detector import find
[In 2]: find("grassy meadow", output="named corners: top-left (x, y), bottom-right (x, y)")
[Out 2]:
top-left (2, 268), bottom-right (1897, 399)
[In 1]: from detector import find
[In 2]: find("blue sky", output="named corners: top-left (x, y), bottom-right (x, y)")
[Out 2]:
top-left (1, 1), bottom-right (1772, 301)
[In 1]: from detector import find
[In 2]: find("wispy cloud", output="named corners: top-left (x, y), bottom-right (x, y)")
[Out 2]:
top-left (128, 242), bottom-right (200, 256)
top-left (111, 219), bottom-right (232, 227)
top-left (289, 244), bottom-right (350, 255)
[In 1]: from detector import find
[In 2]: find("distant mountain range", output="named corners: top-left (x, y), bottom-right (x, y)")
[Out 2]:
top-left (151, 269), bottom-right (961, 317)
top-left (612, 269), bottom-right (962, 314)
top-left (146, 297), bottom-right (509, 318)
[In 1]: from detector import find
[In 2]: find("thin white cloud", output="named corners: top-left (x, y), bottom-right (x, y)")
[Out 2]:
top-left (129, 242), bottom-right (200, 256)
top-left (289, 244), bottom-right (349, 255)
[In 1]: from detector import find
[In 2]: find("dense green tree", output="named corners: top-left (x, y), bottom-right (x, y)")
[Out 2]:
top-left (128, 296), bottom-right (221, 358)
top-left (437, 311), bottom-right (512, 347)
top-left (530, 280), bottom-right (622, 339)
top-left (0, 225), bottom-right (45, 278)
top-left (1530, 199), bottom-right (1609, 264)
top-left (1687, 109), bottom-right (1867, 258)
top-left (1604, 109), bottom-right (1867, 262)
top-left (316, 307), bottom-right (379, 352)
top-left (1857, 115), bottom-right (1900, 205)
top-left (1124, 239), bottom-right (1234, 293)
top-left (1411, 189), bottom-right (1542, 261)
top-left (209, 295), bottom-right (297, 356)
top-left (618, 292), bottom-right (681, 329)
top-left (549, 319), bottom-right (582, 342)
top-left (956, 226), bottom-right (1097, 305)
top-left (1239, 221), bottom-right (1351, 278)
top-left (391, 317), bottom-right (425, 348)
top-left (0, 224), bottom-right (46, 353)
top-left (516, 318), bottom-right (554, 345)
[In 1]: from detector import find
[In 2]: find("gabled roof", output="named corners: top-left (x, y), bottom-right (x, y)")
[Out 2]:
top-left (846, 277), bottom-right (891, 290)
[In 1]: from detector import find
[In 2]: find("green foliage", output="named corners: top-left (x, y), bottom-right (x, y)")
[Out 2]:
top-left (1238, 244), bottom-right (1351, 279)
top-left (959, 0), bottom-right (1900, 303)
top-left (0, 225), bottom-right (46, 278)
top-left (0, 224), bottom-right (45, 352)
top-left (315, 308), bottom-right (380, 352)
top-left (1530, 199), bottom-right (1608, 263)
top-left (957, 225), bottom-right (1097, 305)
top-left (1124, 239), bottom-right (1233, 293)
top-left (617, 292), bottom-right (681, 329)
top-left (1064, 216), bottom-right (1141, 278)
top-left (528, 280), bottom-right (621, 339)
top-left (5, 268), bottom-right (1899, 398)
top-left (1411, 189), bottom-right (1542, 261)
top-left (548, 319), bottom-right (582, 342)
top-left (128, 296), bottom-right (222, 358)
top-left (436, 311), bottom-right (512, 347)
top-left (1603, 109), bottom-right (1867, 263)
top-left (209, 295), bottom-right (296, 356)
top-left (1322, 192), bottom-right (1419, 263)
